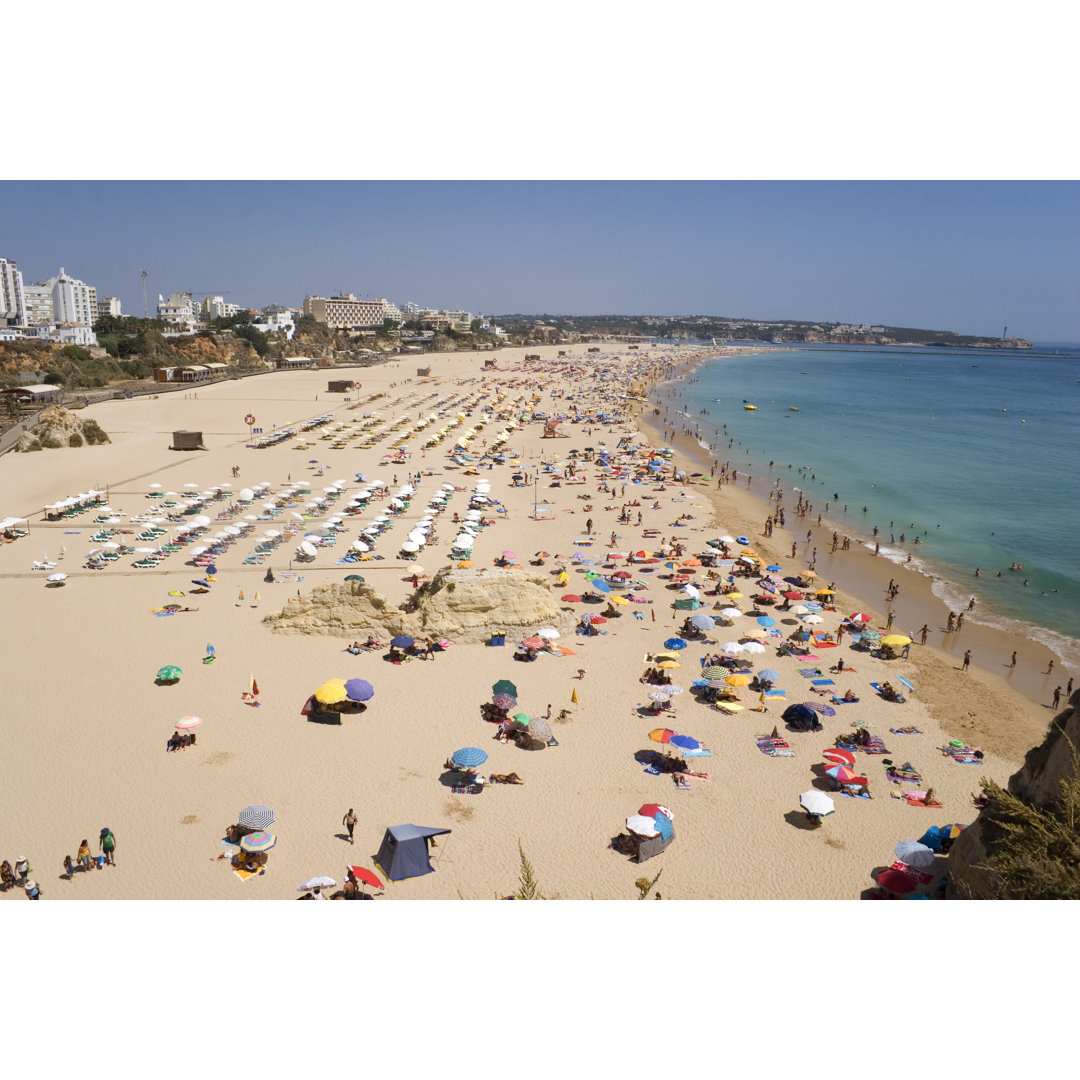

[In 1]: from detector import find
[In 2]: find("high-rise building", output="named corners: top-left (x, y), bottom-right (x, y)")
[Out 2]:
top-left (99, 295), bottom-right (122, 318)
top-left (1, 256), bottom-right (27, 326)
top-left (303, 294), bottom-right (402, 329)
top-left (23, 283), bottom-right (54, 325)
top-left (51, 267), bottom-right (97, 326)
top-left (157, 292), bottom-right (197, 330)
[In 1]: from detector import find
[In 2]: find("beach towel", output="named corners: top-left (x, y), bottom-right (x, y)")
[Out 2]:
top-left (681, 748), bottom-right (711, 758)
top-left (831, 696), bottom-right (860, 705)
top-left (889, 861), bottom-right (934, 884)
top-left (798, 668), bottom-right (823, 678)
top-left (811, 678), bottom-right (835, 686)
top-left (643, 765), bottom-right (662, 775)
top-left (859, 736), bottom-right (890, 755)
top-left (840, 790), bottom-right (871, 799)
top-left (903, 791), bottom-right (943, 807)
top-left (949, 756), bottom-right (982, 765)
top-left (886, 771), bottom-right (922, 784)
top-left (234, 865), bottom-right (265, 881)
top-left (890, 727), bottom-right (923, 735)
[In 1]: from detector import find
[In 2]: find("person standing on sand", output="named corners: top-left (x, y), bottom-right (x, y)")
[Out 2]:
top-left (919, 625), bottom-right (929, 645)
top-left (885, 610), bottom-right (895, 631)
top-left (343, 808), bottom-right (357, 845)
top-left (1051, 687), bottom-right (1063, 712)
top-left (99, 827), bottom-right (116, 865)
top-left (962, 650), bottom-right (972, 671)
top-left (1045, 659), bottom-right (1055, 676)
top-left (1009, 651), bottom-right (1017, 669)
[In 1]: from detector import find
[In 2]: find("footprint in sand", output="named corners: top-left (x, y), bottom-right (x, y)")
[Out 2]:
top-left (180, 815), bottom-right (200, 825)
top-left (202, 751), bottom-right (234, 766)
top-left (444, 801), bottom-right (476, 822)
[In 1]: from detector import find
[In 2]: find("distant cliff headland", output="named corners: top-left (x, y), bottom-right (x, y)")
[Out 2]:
top-left (494, 314), bottom-right (1033, 350)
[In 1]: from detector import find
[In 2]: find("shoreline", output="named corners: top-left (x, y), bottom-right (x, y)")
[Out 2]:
top-left (631, 358), bottom-right (1056, 762)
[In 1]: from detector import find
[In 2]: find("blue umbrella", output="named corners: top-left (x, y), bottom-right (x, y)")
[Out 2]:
top-left (757, 616), bottom-right (776, 627)
top-left (897, 676), bottom-right (915, 693)
top-left (669, 734), bottom-right (701, 751)
top-left (918, 826), bottom-right (943, 852)
top-left (663, 638), bottom-right (688, 650)
top-left (344, 678), bottom-right (374, 702)
top-left (652, 813), bottom-right (674, 842)
top-left (758, 668), bottom-right (781, 682)
top-left (451, 747), bottom-right (489, 769)
top-left (390, 635), bottom-right (415, 649)
top-left (591, 578), bottom-right (611, 593)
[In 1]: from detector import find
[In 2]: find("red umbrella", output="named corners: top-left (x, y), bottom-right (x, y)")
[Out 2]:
top-left (639, 803), bottom-right (673, 820)
top-left (826, 765), bottom-right (857, 782)
top-left (877, 869), bottom-right (916, 894)
top-left (823, 747), bottom-right (857, 766)
top-left (581, 614), bottom-right (607, 624)
top-left (648, 728), bottom-right (677, 743)
top-left (612, 570), bottom-right (632, 580)
top-left (561, 594), bottom-right (582, 602)
top-left (520, 636), bottom-right (546, 649)
top-left (633, 550), bottom-right (651, 559)
top-left (783, 590), bottom-right (803, 600)
top-left (348, 866), bottom-right (384, 890)
top-left (848, 612), bottom-right (872, 623)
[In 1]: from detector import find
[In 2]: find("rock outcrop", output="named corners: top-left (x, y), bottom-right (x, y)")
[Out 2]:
top-left (15, 405), bottom-right (110, 451)
top-left (947, 689), bottom-right (1080, 899)
top-left (262, 567), bottom-right (578, 645)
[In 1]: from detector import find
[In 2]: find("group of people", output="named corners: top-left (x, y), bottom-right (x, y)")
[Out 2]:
top-left (167, 732), bottom-right (197, 751)
top-left (347, 636), bottom-right (386, 654)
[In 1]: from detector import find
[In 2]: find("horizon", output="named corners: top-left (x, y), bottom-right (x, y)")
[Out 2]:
top-left (3, 180), bottom-right (1079, 340)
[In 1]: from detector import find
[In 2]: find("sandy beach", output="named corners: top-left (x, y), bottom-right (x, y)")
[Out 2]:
top-left (0, 343), bottom-right (1056, 900)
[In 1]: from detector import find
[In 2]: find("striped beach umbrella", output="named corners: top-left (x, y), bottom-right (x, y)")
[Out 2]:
top-left (240, 831), bottom-right (277, 852)
top-left (701, 665), bottom-right (727, 680)
top-left (175, 715), bottom-right (203, 729)
top-left (157, 665), bottom-right (183, 682)
top-left (451, 747), bottom-right (489, 769)
top-left (237, 804), bottom-right (275, 830)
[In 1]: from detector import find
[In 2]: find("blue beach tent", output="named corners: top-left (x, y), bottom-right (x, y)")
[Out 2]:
top-left (374, 824), bottom-right (452, 882)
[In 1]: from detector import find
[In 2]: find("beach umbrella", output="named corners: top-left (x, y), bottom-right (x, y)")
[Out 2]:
top-left (799, 790), bottom-right (835, 817)
top-left (822, 748), bottom-right (857, 767)
top-left (344, 678), bottom-right (374, 703)
top-left (815, 588), bottom-right (835, 596)
top-left (457, 561), bottom-right (475, 569)
top-left (537, 628), bottom-right (560, 640)
top-left (492, 679), bottom-right (518, 697)
top-left (720, 607), bottom-right (742, 619)
top-left (344, 574), bottom-right (365, 582)
top-left (348, 866), bottom-right (384, 892)
top-left (238, 804), bottom-right (275, 830)
top-left (451, 747), bottom-right (489, 769)
top-left (240, 831), bottom-right (277, 853)
top-left (689, 614), bottom-right (715, 631)
top-left (825, 765), bottom-right (857, 782)
top-left (724, 673), bottom-right (752, 687)
top-left (157, 665), bottom-right (182, 682)
top-left (656, 660), bottom-right (680, 670)
top-left (802, 614), bottom-right (824, 624)
top-left (722, 642), bottom-right (744, 654)
top-left (492, 693), bottom-right (517, 710)
top-left (848, 613), bottom-right (873, 623)
top-left (939, 823), bottom-right (966, 841)
top-left (700, 665), bottom-right (727, 680)
top-left (648, 688), bottom-right (676, 702)
top-left (756, 616), bottom-right (776, 627)
top-left (638, 804), bottom-right (672, 822)
top-left (390, 636), bottom-right (415, 649)
top-left (882, 635), bottom-right (912, 647)
top-left (758, 668), bottom-right (780, 683)
top-left (669, 734), bottom-right (701, 751)
top-left (742, 641), bottom-right (767, 654)
top-left (315, 679), bottom-right (348, 705)
top-left (783, 591), bottom-right (804, 600)
top-left (802, 701), bottom-right (836, 716)
top-left (649, 728), bottom-right (676, 743)
top-left (581, 613), bottom-right (607, 625)
top-left (46, 572), bottom-right (68, 584)
top-left (894, 841), bottom-right (936, 870)
top-left (175, 715), bottom-right (203, 729)
top-left (298, 876), bottom-right (337, 892)
top-left (897, 676), bottom-right (915, 693)
top-left (783, 704), bottom-right (818, 727)
top-left (664, 637), bottom-right (688, 651)
top-left (590, 578), bottom-right (611, 593)
top-left (521, 636), bottom-right (546, 650)
top-left (877, 869), bottom-right (916, 895)
top-left (626, 814), bottom-right (660, 837)
top-left (512, 713), bottom-right (531, 727)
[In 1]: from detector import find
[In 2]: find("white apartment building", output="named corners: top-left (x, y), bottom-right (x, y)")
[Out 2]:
top-left (158, 292), bottom-right (197, 331)
top-left (303, 294), bottom-right (402, 329)
top-left (1, 256), bottom-right (27, 325)
top-left (51, 268), bottom-right (97, 327)
top-left (99, 295), bottom-right (122, 318)
top-left (201, 295), bottom-right (241, 321)
top-left (23, 283), bottom-right (54, 325)
top-left (442, 309), bottom-right (472, 326)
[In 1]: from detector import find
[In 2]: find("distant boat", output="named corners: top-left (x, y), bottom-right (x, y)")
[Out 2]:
top-left (743, 403), bottom-right (758, 411)
top-left (800, 371), bottom-right (809, 375)
top-left (787, 406), bottom-right (799, 411)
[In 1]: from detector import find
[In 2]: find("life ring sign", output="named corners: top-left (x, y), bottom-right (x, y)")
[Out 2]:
top-left (244, 413), bottom-right (256, 426)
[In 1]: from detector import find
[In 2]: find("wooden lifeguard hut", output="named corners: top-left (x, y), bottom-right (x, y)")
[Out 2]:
top-left (171, 430), bottom-right (207, 451)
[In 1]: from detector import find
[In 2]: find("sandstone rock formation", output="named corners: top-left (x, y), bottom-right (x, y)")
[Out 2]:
top-left (947, 688), bottom-right (1080, 899)
top-left (16, 405), bottom-right (110, 451)
top-left (262, 567), bottom-right (578, 645)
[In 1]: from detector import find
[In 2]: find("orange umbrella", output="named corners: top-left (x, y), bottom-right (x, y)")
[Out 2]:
top-left (649, 728), bottom-right (677, 743)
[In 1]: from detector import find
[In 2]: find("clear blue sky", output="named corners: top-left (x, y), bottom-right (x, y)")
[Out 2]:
top-left (4, 180), bottom-right (1078, 340)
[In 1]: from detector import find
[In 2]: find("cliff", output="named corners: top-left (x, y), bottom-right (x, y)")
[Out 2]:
top-left (15, 405), bottom-right (110, 452)
top-left (947, 689), bottom-right (1080, 898)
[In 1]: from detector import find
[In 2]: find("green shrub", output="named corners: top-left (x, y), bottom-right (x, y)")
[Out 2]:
top-left (40, 434), bottom-right (62, 449)
top-left (68, 432), bottom-right (83, 447)
top-left (81, 419), bottom-right (110, 445)
top-left (21, 438), bottom-right (42, 452)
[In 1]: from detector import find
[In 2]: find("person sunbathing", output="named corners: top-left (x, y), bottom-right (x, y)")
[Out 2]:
top-left (489, 773), bottom-right (524, 784)
top-left (842, 689), bottom-right (858, 702)
top-left (880, 682), bottom-right (902, 702)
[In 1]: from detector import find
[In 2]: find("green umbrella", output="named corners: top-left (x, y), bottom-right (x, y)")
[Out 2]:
top-left (344, 574), bottom-right (365, 582)
top-left (513, 714), bottom-right (531, 727)
top-left (156, 665), bottom-right (182, 682)
top-left (492, 679), bottom-right (518, 697)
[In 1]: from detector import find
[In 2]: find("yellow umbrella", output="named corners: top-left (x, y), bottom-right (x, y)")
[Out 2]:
top-left (609, 594), bottom-right (630, 606)
top-left (881, 634), bottom-right (912, 647)
top-left (657, 660), bottom-right (681, 670)
top-left (314, 678), bottom-right (348, 705)
top-left (725, 673), bottom-right (753, 686)
top-left (457, 560), bottom-right (474, 568)
top-left (815, 588), bottom-right (835, 596)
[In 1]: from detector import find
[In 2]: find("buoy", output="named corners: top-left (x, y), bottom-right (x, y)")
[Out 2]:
top-left (571, 688), bottom-right (579, 704)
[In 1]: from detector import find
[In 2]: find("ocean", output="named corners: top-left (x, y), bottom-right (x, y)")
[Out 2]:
top-left (660, 342), bottom-right (1080, 668)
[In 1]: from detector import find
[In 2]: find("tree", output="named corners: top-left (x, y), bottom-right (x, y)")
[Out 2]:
top-left (470, 318), bottom-right (483, 332)
top-left (233, 323), bottom-right (269, 357)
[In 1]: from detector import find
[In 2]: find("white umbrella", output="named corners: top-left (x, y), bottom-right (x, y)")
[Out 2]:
top-left (720, 607), bottom-right (742, 618)
top-left (537, 628), bottom-right (560, 640)
top-left (625, 814), bottom-right (660, 837)
top-left (135, 547), bottom-right (157, 553)
top-left (184, 483), bottom-right (199, 489)
top-left (742, 641), bottom-right (767, 654)
top-left (722, 641), bottom-right (744, 654)
top-left (223, 525), bottom-right (242, 536)
top-left (802, 614), bottom-right (824, 624)
top-left (401, 540), bottom-right (421, 553)
top-left (350, 540), bottom-right (370, 552)
top-left (299, 540), bottom-right (318, 557)
top-left (192, 516), bottom-right (212, 527)
top-left (189, 545), bottom-right (209, 555)
top-left (263, 529), bottom-right (282, 538)
top-left (894, 841), bottom-right (935, 869)
top-left (799, 790), bottom-right (835, 817)
top-left (148, 483), bottom-right (163, 489)
top-left (297, 876), bottom-right (337, 892)
top-left (46, 572), bottom-right (68, 583)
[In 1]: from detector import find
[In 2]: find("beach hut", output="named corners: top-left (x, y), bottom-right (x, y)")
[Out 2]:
top-left (171, 430), bottom-right (207, 451)
top-left (374, 824), bottom-right (451, 882)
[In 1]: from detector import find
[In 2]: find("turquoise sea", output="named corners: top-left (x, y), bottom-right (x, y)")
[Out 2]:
top-left (662, 342), bottom-right (1080, 667)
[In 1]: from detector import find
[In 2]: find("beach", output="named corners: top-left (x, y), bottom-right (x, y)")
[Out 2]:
top-left (0, 343), bottom-right (1057, 900)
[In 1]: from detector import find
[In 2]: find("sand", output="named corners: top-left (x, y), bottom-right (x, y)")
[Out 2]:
top-left (0, 343), bottom-right (1051, 900)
